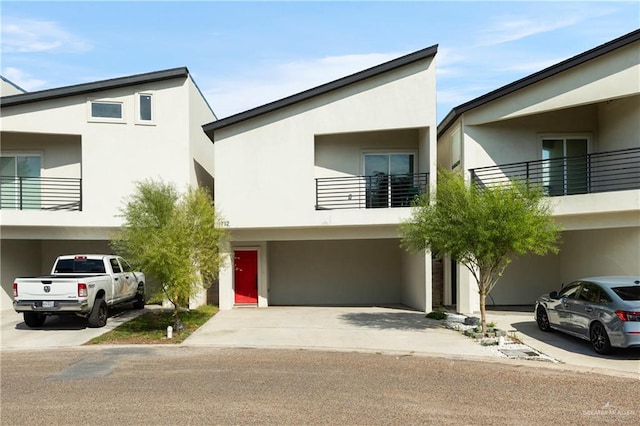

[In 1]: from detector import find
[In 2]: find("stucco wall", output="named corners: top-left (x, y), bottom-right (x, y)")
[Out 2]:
top-left (0, 77), bottom-right (199, 230)
top-left (268, 239), bottom-right (402, 306)
top-left (400, 249), bottom-right (428, 311)
top-left (463, 41), bottom-right (639, 125)
top-left (214, 57), bottom-right (437, 230)
top-left (0, 239), bottom-right (41, 310)
top-left (0, 132), bottom-right (81, 179)
top-left (486, 227), bottom-right (640, 305)
top-left (489, 252), bottom-right (561, 306)
top-left (315, 128), bottom-right (420, 177)
top-left (560, 227), bottom-right (640, 280)
top-left (598, 94), bottom-right (640, 151)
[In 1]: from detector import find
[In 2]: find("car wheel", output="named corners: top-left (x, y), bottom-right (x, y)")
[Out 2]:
top-left (536, 307), bottom-right (551, 332)
top-left (88, 297), bottom-right (108, 328)
top-left (133, 283), bottom-right (145, 309)
top-left (590, 322), bottom-right (612, 355)
top-left (23, 312), bottom-right (46, 327)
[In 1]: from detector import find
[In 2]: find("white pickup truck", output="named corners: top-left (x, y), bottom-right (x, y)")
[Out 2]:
top-left (13, 254), bottom-right (145, 328)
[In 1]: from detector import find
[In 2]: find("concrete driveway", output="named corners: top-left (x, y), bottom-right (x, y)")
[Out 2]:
top-left (2, 304), bottom-right (638, 378)
top-left (485, 307), bottom-right (640, 377)
top-left (0, 307), bottom-right (147, 349)
top-left (183, 305), bottom-right (496, 359)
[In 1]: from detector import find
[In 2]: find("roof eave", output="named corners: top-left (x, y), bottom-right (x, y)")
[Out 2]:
top-left (203, 44), bottom-right (438, 139)
top-left (437, 28), bottom-right (640, 138)
top-left (1, 67), bottom-right (190, 108)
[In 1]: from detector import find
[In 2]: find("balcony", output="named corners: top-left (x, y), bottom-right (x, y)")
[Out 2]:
top-left (470, 147), bottom-right (640, 196)
top-left (0, 176), bottom-right (82, 211)
top-left (316, 172), bottom-right (428, 210)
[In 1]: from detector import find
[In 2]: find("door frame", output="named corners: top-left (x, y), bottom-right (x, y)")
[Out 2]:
top-left (233, 247), bottom-right (261, 305)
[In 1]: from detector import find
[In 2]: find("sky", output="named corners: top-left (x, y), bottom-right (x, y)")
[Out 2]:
top-left (1, 1), bottom-right (639, 123)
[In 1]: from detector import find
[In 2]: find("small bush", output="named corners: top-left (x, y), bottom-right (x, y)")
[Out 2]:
top-left (425, 310), bottom-right (448, 320)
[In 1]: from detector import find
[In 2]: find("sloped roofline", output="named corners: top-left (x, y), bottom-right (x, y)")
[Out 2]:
top-left (1, 76), bottom-right (27, 94)
top-left (203, 44), bottom-right (438, 137)
top-left (0, 67), bottom-right (190, 108)
top-left (437, 28), bottom-right (640, 138)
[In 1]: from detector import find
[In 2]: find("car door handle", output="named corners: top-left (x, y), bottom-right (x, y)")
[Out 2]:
top-left (114, 277), bottom-right (119, 281)
top-left (585, 307), bottom-right (593, 313)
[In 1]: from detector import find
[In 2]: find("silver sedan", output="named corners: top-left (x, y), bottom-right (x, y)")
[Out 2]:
top-left (534, 276), bottom-right (640, 354)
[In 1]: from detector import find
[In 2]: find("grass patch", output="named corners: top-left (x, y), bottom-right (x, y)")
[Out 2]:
top-left (87, 305), bottom-right (218, 345)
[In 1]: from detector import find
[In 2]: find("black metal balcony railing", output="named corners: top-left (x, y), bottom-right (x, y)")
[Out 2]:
top-left (316, 172), bottom-right (428, 210)
top-left (470, 147), bottom-right (640, 196)
top-left (0, 176), bottom-right (82, 211)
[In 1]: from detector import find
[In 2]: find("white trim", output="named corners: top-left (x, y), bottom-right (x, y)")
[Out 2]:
top-left (135, 92), bottom-right (155, 125)
top-left (360, 150), bottom-right (418, 175)
top-left (87, 98), bottom-right (125, 123)
top-left (537, 133), bottom-right (592, 160)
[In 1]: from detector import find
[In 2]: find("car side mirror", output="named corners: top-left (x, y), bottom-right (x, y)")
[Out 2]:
top-left (549, 291), bottom-right (558, 299)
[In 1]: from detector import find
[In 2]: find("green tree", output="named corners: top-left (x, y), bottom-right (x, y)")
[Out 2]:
top-left (111, 180), bottom-right (229, 328)
top-left (401, 169), bottom-right (561, 334)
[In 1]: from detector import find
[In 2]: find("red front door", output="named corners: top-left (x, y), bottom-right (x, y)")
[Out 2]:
top-left (234, 250), bottom-right (258, 304)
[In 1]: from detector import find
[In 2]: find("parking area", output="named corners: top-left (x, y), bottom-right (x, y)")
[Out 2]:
top-left (2, 305), bottom-right (638, 378)
top-left (485, 308), bottom-right (640, 377)
top-left (0, 306), bottom-right (147, 349)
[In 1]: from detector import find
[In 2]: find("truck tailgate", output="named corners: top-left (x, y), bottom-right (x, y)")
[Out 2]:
top-left (16, 278), bottom-right (82, 300)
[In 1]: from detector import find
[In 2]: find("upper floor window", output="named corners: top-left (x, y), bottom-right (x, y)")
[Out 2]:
top-left (364, 152), bottom-right (417, 208)
top-left (88, 100), bottom-right (124, 122)
top-left (540, 135), bottom-right (590, 196)
top-left (136, 93), bottom-right (154, 124)
top-left (450, 127), bottom-right (461, 170)
top-left (1, 153), bottom-right (42, 209)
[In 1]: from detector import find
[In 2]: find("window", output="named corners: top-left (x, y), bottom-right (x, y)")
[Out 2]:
top-left (450, 128), bottom-right (461, 170)
top-left (110, 258), bottom-right (122, 273)
top-left (1, 154), bottom-right (41, 209)
top-left (577, 283), bottom-right (603, 303)
top-left (558, 282), bottom-right (581, 299)
top-left (541, 136), bottom-right (589, 195)
top-left (136, 93), bottom-right (154, 124)
top-left (89, 101), bottom-right (123, 120)
top-left (364, 153), bottom-right (416, 208)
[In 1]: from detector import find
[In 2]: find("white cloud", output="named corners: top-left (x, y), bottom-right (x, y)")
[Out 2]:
top-left (2, 67), bottom-right (48, 91)
top-left (203, 52), bottom-right (404, 118)
top-left (498, 57), bottom-right (567, 74)
top-left (1, 17), bottom-right (92, 53)
top-left (475, 6), bottom-right (615, 46)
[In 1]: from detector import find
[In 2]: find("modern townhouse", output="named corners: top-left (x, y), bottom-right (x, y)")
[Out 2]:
top-left (203, 46), bottom-right (440, 311)
top-left (0, 68), bottom-right (216, 310)
top-left (437, 29), bottom-right (640, 313)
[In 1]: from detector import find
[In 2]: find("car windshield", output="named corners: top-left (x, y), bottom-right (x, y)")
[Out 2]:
top-left (611, 286), bottom-right (640, 301)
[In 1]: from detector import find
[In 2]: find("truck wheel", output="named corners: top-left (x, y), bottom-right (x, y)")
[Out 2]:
top-left (88, 297), bottom-right (108, 328)
top-left (133, 283), bottom-right (145, 309)
top-left (24, 312), bottom-right (46, 327)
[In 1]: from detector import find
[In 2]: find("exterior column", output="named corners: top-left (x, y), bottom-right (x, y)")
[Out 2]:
top-left (218, 255), bottom-right (234, 310)
top-left (424, 250), bottom-right (433, 313)
top-left (457, 265), bottom-right (480, 314)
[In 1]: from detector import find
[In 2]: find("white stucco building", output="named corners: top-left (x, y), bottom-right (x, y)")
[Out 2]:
top-left (203, 46), bottom-right (439, 311)
top-left (0, 68), bottom-right (216, 310)
top-left (437, 29), bottom-right (640, 313)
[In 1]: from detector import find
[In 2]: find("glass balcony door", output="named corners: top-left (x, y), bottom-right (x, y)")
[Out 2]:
top-left (364, 153), bottom-right (415, 208)
top-left (0, 155), bottom-right (41, 209)
top-left (542, 138), bottom-right (588, 195)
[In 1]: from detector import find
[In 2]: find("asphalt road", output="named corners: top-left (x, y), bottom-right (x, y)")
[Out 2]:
top-left (1, 346), bottom-right (638, 425)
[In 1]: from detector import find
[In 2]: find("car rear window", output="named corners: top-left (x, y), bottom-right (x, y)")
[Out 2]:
top-left (55, 259), bottom-right (105, 274)
top-left (612, 286), bottom-right (640, 301)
